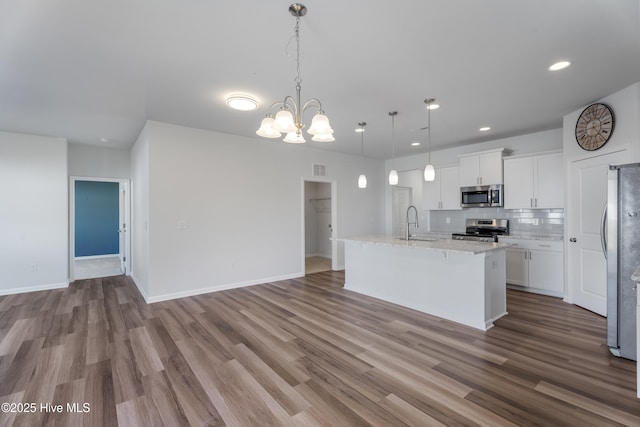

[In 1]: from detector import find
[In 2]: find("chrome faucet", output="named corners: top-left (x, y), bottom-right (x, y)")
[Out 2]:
top-left (405, 205), bottom-right (419, 240)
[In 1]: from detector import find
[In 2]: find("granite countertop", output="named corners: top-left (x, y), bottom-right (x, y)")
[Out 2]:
top-left (499, 234), bottom-right (564, 242)
top-left (340, 235), bottom-right (510, 255)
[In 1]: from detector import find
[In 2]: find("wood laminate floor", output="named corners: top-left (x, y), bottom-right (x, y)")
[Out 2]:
top-left (0, 271), bottom-right (637, 426)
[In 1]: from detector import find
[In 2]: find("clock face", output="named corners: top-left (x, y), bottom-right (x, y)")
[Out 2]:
top-left (575, 103), bottom-right (615, 151)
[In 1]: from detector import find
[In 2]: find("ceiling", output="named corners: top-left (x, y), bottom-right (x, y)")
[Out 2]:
top-left (1, 0), bottom-right (639, 159)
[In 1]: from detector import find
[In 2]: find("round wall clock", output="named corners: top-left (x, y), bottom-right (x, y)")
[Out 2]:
top-left (575, 103), bottom-right (615, 151)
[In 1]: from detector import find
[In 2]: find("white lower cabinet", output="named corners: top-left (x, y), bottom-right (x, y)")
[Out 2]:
top-left (502, 237), bottom-right (564, 297)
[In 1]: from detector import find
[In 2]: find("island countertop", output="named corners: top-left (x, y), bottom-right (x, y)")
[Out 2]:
top-left (340, 235), bottom-right (510, 255)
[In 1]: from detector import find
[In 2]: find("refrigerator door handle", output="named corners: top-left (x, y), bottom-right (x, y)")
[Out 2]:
top-left (600, 203), bottom-right (608, 260)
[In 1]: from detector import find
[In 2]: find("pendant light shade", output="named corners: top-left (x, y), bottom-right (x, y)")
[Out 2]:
top-left (424, 98), bottom-right (436, 182)
top-left (424, 164), bottom-right (435, 181)
top-left (388, 111), bottom-right (398, 186)
top-left (358, 174), bottom-right (367, 188)
top-left (389, 169), bottom-right (399, 185)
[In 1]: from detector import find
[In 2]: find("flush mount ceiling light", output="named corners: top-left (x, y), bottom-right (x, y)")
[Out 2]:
top-left (226, 94), bottom-right (259, 111)
top-left (388, 111), bottom-right (399, 186)
top-left (549, 61), bottom-right (571, 71)
top-left (479, 126), bottom-right (491, 132)
top-left (423, 98), bottom-right (435, 182)
top-left (357, 122), bottom-right (367, 189)
top-left (256, 4), bottom-right (334, 143)
top-left (411, 141), bottom-right (421, 146)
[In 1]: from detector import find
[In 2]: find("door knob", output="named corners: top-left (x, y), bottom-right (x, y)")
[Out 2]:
top-left (569, 237), bottom-right (577, 242)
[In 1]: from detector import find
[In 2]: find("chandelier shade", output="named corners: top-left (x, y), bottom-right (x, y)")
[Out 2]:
top-left (256, 115), bottom-right (281, 138)
top-left (283, 132), bottom-right (306, 143)
top-left (256, 4), bottom-right (334, 144)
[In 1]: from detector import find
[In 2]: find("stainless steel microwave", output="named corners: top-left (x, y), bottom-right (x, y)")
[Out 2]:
top-left (460, 184), bottom-right (503, 208)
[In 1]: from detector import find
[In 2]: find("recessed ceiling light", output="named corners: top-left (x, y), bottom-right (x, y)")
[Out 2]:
top-left (225, 94), bottom-right (259, 111)
top-left (426, 103), bottom-right (440, 110)
top-left (479, 127), bottom-right (491, 132)
top-left (411, 141), bottom-right (421, 146)
top-left (549, 61), bottom-right (571, 71)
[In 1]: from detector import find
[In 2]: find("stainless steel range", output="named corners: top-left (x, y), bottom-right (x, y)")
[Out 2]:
top-left (452, 219), bottom-right (509, 242)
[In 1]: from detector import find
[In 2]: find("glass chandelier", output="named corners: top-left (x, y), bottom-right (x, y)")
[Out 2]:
top-left (256, 4), bottom-right (334, 143)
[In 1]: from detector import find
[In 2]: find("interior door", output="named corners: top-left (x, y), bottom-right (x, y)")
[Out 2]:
top-left (118, 182), bottom-right (127, 274)
top-left (567, 149), bottom-right (627, 315)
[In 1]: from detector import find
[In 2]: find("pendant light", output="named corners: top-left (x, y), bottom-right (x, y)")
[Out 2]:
top-left (357, 122), bottom-right (367, 188)
top-left (424, 98), bottom-right (435, 182)
top-left (389, 111), bottom-right (398, 185)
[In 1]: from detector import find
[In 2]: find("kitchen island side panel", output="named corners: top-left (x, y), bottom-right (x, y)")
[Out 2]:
top-left (343, 240), bottom-right (507, 330)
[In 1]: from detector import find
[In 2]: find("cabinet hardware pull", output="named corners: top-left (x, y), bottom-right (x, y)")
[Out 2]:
top-left (569, 237), bottom-right (577, 242)
top-left (530, 198), bottom-right (533, 207)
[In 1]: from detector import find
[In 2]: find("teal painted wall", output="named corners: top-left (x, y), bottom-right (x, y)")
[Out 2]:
top-left (75, 181), bottom-right (119, 257)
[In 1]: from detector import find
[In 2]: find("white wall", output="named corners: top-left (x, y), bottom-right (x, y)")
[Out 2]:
top-left (133, 121), bottom-right (384, 302)
top-left (384, 128), bottom-right (563, 233)
top-left (130, 127), bottom-right (150, 296)
top-left (0, 131), bottom-right (68, 294)
top-left (68, 143), bottom-right (131, 178)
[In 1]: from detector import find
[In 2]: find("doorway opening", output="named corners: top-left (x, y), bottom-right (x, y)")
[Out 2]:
top-left (303, 179), bottom-right (337, 275)
top-left (69, 177), bottom-right (130, 281)
top-left (392, 186), bottom-right (413, 238)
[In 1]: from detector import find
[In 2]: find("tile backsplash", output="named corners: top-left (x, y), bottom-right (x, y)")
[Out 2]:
top-left (428, 208), bottom-right (564, 236)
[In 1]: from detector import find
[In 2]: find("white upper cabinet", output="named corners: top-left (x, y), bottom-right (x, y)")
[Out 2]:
top-left (459, 149), bottom-right (505, 186)
top-left (423, 165), bottom-right (461, 210)
top-left (504, 152), bottom-right (564, 209)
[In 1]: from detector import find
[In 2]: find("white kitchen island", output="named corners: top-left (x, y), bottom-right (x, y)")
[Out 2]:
top-left (342, 236), bottom-right (510, 330)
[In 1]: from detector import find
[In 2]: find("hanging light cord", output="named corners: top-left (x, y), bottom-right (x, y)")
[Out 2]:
top-left (427, 100), bottom-right (431, 163)
top-left (360, 123), bottom-right (366, 171)
top-left (294, 17), bottom-right (302, 86)
top-left (391, 112), bottom-right (397, 168)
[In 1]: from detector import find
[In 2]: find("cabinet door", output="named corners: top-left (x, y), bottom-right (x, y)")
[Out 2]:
top-left (423, 169), bottom-right (441, 210)
top-left (506, 248), bottom-right (529, 286)
top-left (504, 157), bottom-right (534, 209)
top-left (528, 249), bottom-right (563, 293)
top-left (459, 156), bottom-right (480, 187)
top-left (534, 153), bottom-right (564, 209)
top-left (439, 166), bottom-right (461, 210)
top-left (479, 152), bottom-right (504, 185)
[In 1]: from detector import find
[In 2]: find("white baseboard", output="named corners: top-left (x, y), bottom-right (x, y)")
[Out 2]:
top-left (0, 281), bottom-right (68, 296)
top-left (143, 272), bottom-right (304, 304)
top-left (129, 272), bottom-right (148, 301)
top-left (305, 253), bottom-right (331, 259)
top-left (507, 284), bottom-right (564, 298)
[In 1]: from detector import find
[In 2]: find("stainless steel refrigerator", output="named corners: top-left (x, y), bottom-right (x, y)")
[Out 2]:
top-left (607, 163), bottom-right (639, 360)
